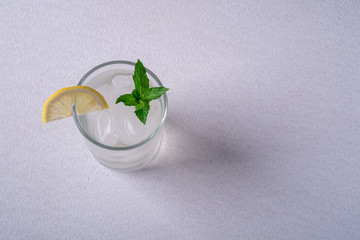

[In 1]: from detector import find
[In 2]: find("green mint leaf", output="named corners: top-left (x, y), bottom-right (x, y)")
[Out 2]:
top-left (134, 100), bottom-right (150, 125)
top-left (133, 74), bottom-right (140, 93)
top-left (132, 89), bottom-right (141, 101)
top-left (142, 87), bottom-right (169, 101)
top-left (116, 59), bottom-right (169, 125)
top-left (115, 94), bottom-right (137, 106)
top-left (133, 59), bottom-right (149, 95)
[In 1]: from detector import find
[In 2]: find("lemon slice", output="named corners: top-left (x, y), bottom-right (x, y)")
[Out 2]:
top-left (42, 86), bottom-right (109, 123)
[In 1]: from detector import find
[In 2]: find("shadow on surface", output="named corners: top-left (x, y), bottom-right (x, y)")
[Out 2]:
top-left (145, 110), bottom-right (246, 171)
top-left (110, 107), bottom-right (261, 180)
top-left (105, 108), bottom-right (270, 227)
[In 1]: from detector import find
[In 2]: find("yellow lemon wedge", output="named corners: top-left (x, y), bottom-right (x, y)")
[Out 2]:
top-left (42, 86), bottom-right (109, 123)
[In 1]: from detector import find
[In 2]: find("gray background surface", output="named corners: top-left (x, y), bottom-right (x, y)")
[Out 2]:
top-left (1, 0), bottom-right (359, 239)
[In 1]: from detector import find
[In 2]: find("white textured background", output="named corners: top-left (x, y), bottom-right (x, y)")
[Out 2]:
top-left (1, 0), bottom-right (360, 239)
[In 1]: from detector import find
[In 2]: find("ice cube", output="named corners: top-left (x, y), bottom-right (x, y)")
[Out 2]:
top-left (94, 110), bottom-right (120, 146)
top-left (92, 74), bottom-right (164, 147)
top-left (104, 74), bottom-right (134, 110)
top-left (111, 74), bottom-right (134, 95)
top-left (94, 79), bottom-right (112, 96)
top-left (114, 100), bottom-right (163, 146)
top-left (114, 105), bottom-right (146, 146)
top-left (80, 111), bottom-right (100, 136)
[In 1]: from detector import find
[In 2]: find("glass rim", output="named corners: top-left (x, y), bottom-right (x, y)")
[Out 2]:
top-left (72, 60), bottom-right (168, 151)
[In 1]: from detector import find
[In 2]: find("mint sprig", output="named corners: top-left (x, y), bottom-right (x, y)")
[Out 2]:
top-left (115, 59), bottom-right (169, 125)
